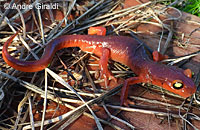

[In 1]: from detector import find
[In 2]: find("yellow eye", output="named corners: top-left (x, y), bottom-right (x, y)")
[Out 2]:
top-left (172, 80), bottom-right (183, 89)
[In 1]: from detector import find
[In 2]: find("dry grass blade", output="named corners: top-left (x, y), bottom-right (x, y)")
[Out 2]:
top-left (178, 100), bottom-right (198, 130)
top-left (28, 97), bottom-right (35, 130)
top-left (22, 85), bottom-right (122, 130)
top-left (48, 106), bottom-right (85, 130)
top-left (0, 88), bottom-right (4, 101)
top-left (0, 70), bottom-right (107, 129)
top-left (162, 51), bottom-right (200, 65)
top-left (0, 0), bottom-right (15, 26)
top-left (129, 96), bottom-right (184, 109)
top-left (40, 70), bottom-right (48, 130)
top-left (106, 104), bottom-right (181, 118)
top-left (45, 68), bottom-right (103, 130)
top-left (36, 0), bottom-right (45, 45)
top-left (70, 1), bottom-right (152, 34)
top-left (102, 103), bottom-right (135, 129)
top-left (50, 0), bottom-right (106, 40)
top-left (47, 0), bottom-right (77, 39)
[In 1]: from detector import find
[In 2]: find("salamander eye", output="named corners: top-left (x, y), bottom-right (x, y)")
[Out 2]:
top-left (172, 80), bottom-right (183, 89)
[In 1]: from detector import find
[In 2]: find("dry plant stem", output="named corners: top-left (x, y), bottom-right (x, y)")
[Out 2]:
top-left (194, 70), bottom-right (200, 90)
top-left (0, 68), bottom-right (21, 103)
top-left (0, 88), bottom-right (4, 101)
top-left (49, 0), bottom-right (105, 40)
top-left (82, 1), bottom-right (151, 25)
top-left (86, 0), bottom-right (115, 22)
top-left (68, 53), bottom-right (89, 69)
top-left (107, 0), bottom-right (121, 13)
top-left (30, 72), bottom-right (38, 83)
top-left (53, 98), bottom-right (84, 104)
top-left (162, 52), bottom-right (200, 65)
top-left (113, 62), bottom-right (129, 71)
top-left (179, 100), bottom-right (198, 130)
top-left (18, 92), bottom-right (31, 112)
top-left (0, 31), bottom-right (17, 34)
top-left (0, 70), bottom-right (17, 95)
top-left (111, 14), bottom-right (152, 34)
top-left (52, 104), bottom-right (87, 130)
top-left (161, 22), bottom-right (173, 54)
top-left (45, 68), bottom-right (103, 130)
top-left (56, 54), bottom-right (68, 69)
top-left (1, 40), bottom-right (38, 88)
top-left (62, 1), bottom-right (68, 25)
top-left (82, 77), bottom-right (128, 87)
top-left (47, 9), bottom-right (54, 23)
top-left (163, 7), bottom-right (182, 21)
top-left (28, 97), bottom-right (35, 130)
top-left (0, 126), bottom-right (7, 129)
top-left (109, 19), bottom-right (163, 28)
top-left (23, 85), bottom-right (123, 130)
top-left (106, 104), bottom-right (181, 118)
top-left (14, 106), bottom-right (23, 130)
top-left (15, 7), bottom-right (26, 38)
top-left (110, 6), bottom-right (181, 35)
top-left (10, 0), bottom-right (41, 25)
top-left (129, 96), bottom-right (184, 110)
top-left (102, 103), bottom-right (135, 129)
top-left (0, 45), bottom-right (16, 50)
top-left (17, 92), bottom-right (36, 130)
top-left (81, 60), bottom-right (98, 92)
top-left (0, 71), bottom-right (60, 105)
top-left (0, 0), bottom-right (14, 25)
top-left (40, 70), bottom-right (48, 130)
top-left (0, 70), bottom-right (82, 127)
top-left (48, 86), bottom-right (101, 97)
top-left (16, 33), bottom-right (39, 60)
top-left (31, 8), bottom-right (41, 35)
top-left (88, 70), bottom-right (133, 74)
top-left (27, 34), bottom-right (44, 48)
top-left (0, 1), bottom-right (40, 30)
top-left (165, 0), bottom-right (184, 9)
top-left (146, 7), bottom-right (181, 53)
top-left (47, 0), bottom-right (76, 39)
top-left (19, 116), bottom-right (34, 126)
top-left (0, 12), bottom-right (16, 33)
top-left (70, 2), bottom-right (152, 34)
top-left (36, 0), bottom-right (45, 45)
top-left (150, 10), bottom-right (165, 52)
top-left (75, 0), bottom-right (105, 23)
top-left (0, 70), bottom-right (123, 129)
top-left (113, 14), bottom-right (137, 33)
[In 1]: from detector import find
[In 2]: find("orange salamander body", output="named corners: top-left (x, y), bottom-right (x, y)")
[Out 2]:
top-left (2, 32), bottom-right (196, 105)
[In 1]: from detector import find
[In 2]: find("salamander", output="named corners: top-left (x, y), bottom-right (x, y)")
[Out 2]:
top-left (2, 29), bottom-right (196, 105)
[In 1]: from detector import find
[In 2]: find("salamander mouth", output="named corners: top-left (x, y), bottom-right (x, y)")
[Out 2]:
top-left (163, 81), bottom-right (196, 98)
top-left (178, 86), bottom-right (196, 98)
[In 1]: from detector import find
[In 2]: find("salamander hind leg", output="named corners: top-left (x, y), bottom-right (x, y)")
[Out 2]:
top-left (152, 51), bottom-right (168, 62)
top-left (88, 26), bottom-right (106, 36)
top-left (120, 77), bottom-right (142, 106)
top-left (99, 48), bottom-right (117, 87)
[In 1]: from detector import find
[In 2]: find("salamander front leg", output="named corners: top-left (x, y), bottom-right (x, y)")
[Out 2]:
top-left (88, 27), bottom-right (117, 85)
top-left (120, 77), bottom-right (142, 106)
top-left (99, 48), bottom-right (117, 87)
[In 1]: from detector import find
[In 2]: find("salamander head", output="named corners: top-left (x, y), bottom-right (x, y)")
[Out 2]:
top-left (147, 63), bottom-right (196, 98)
